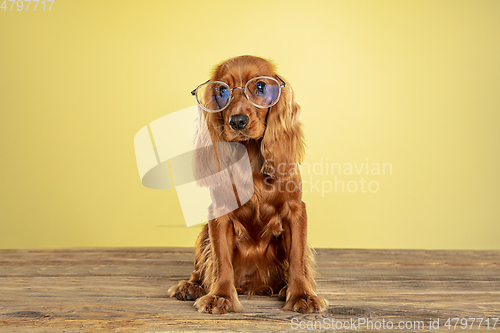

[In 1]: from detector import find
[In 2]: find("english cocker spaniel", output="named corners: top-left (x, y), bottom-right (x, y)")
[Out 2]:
top-left (169, 55), bottom-right (327, 314)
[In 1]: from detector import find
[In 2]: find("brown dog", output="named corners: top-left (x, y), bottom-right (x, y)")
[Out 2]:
top-left (169, 55), bottom-right (327, 314)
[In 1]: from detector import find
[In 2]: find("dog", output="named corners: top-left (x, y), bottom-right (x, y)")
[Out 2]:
top-left (168, 55), bottom-right (327, 314)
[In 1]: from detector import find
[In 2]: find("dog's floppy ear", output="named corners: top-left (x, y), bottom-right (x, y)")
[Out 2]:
top-left (260, 76), bottom-right (305, 179)
top-left (193, 109), bottom-right (230, 181)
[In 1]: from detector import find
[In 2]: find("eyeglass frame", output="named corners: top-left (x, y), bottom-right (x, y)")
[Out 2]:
top-left (191, 75), bottom-right (286, 113)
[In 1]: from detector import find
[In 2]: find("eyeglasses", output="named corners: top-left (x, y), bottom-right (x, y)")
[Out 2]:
top-left (191, 76), bottom-right (286, 113)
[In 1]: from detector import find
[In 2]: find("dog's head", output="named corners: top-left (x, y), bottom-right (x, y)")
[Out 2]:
top-left (195, 55), bottom-right (304, 179)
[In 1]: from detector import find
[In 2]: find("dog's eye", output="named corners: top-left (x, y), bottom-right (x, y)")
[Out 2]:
top-left (218, 86), bottom-right (229, 98)
top-left (256, 81), bottom-right (266, 94)
top-left (213, 85), bottom-right (230, 110)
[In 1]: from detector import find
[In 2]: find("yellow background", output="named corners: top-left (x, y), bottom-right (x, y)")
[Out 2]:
top-left (1, 1), bottom-right (499, 250)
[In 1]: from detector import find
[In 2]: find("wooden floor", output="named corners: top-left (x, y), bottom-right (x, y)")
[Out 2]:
top-left (0, 248), bottom-right (498, 332)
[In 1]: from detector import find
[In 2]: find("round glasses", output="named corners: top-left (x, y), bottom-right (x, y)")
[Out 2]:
top-left (191, 76), bottom-right (286, 113)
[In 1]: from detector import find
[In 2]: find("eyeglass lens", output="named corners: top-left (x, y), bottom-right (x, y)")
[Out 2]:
top-left (196, 77), bottom-right (281, 112)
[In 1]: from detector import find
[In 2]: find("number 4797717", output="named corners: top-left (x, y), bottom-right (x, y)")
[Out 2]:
top-left (1, 0), bottom-right (55, 11)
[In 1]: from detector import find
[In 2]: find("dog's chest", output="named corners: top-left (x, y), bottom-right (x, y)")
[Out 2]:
top-left (233, 187), bottom-right (284, 241)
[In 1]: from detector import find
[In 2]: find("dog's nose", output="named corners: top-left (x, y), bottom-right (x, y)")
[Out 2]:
top-left (229, 114), bottom-right (249, 130)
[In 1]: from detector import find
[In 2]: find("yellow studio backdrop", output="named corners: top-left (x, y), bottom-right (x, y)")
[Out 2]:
top-left (0, 1), bottom-right (499, 250)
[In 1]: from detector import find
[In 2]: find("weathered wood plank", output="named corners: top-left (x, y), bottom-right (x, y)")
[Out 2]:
top-left (0, 248), bottom-right (498, 332)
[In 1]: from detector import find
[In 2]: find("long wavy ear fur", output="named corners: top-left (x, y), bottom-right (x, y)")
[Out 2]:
top-left (193, 108), bottom-right (221, 181)
top-left (194, 106), bottom-right (240, 189)
top-left (260, 77), bottom-right (305, 179)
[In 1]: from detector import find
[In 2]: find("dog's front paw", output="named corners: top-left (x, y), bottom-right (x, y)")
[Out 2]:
top-left (194, 294), bottom-right (243, 314)
top-left (282, 293), bottom-right (328, 314)
top-left (168, 280), bottom-right (206, 301)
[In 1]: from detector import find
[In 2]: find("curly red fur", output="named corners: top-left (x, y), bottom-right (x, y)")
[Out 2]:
top-left (168, 55), bottom-right (327, 314)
